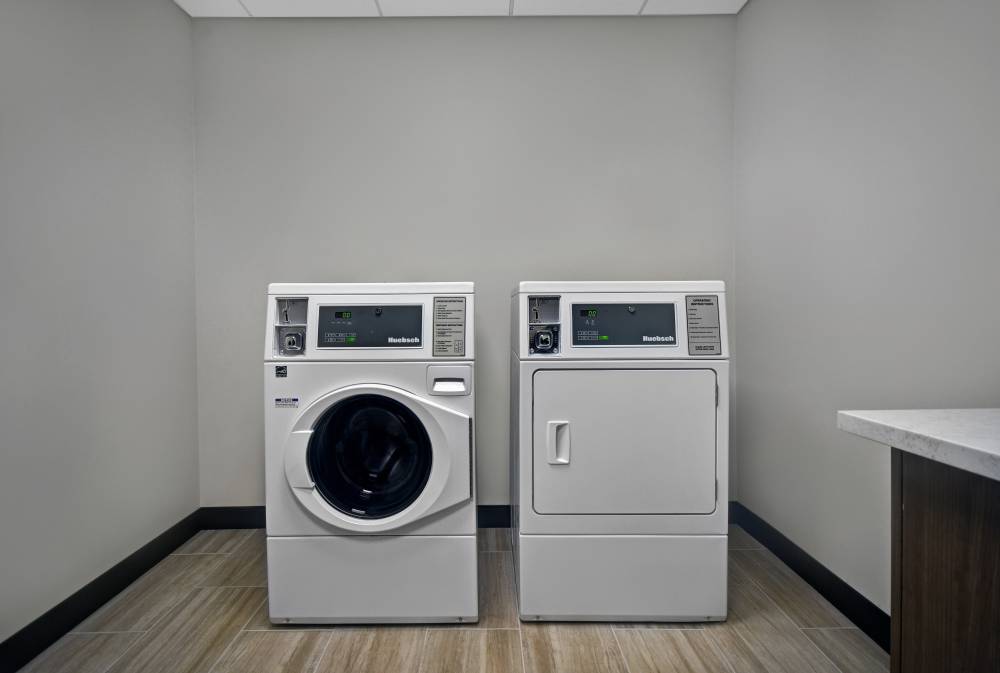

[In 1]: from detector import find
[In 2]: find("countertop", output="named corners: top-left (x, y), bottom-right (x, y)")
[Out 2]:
top-left (837, 409), bottom-right (1000, 482)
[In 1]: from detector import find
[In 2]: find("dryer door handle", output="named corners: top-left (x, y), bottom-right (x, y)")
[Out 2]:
top-left (546, 420), bottom-right (571, 465)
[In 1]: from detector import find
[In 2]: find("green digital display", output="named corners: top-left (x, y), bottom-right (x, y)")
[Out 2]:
top-left (335, 311), bottom-right (352, 319)
top-left (579, 308), bottom-right (599, 318)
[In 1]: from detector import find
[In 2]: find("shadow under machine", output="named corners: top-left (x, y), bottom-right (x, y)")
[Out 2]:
top-left (510, 281), bottom-right (729, 621)
top-left (265, 282), bottom-right (477, 623)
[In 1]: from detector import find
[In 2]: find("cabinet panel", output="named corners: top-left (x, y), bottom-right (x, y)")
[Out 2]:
top-left (896, 451), bottom-right (1000, 672)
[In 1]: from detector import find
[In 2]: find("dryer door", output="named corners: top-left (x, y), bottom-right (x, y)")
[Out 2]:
top-left (532, 369), bottom-right (717, 515)
top-left (284, 383), bottom-right (471, 533)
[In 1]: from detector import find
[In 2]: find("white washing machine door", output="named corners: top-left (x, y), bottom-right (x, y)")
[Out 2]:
top-left (283, 383), bottom-right (471, 533)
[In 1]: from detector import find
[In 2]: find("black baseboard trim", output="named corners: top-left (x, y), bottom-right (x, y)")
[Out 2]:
top-left (730, 501), bottom-right (890, 653)
top-left (0, 510), bottom-right (202, 673)
top-left (477, 505), bottom-right (511, 528)
top-left (199, 506), bottom-right (265, 529)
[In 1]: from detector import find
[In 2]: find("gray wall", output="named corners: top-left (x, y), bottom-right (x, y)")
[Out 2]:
top-left (193, 16), bottom-right (736, 506)
top-left (0, 0), bottom-right (197, 640)
top-left (733, 0), bottom-right (1000, 610)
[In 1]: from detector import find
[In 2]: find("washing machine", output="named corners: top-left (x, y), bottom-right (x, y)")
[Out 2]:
top-left (265, 282), bottom-right (477, 624)
top-left (510, 281), bottom-right (729, 621)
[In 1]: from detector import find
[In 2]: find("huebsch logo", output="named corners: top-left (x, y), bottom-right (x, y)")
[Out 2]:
top-left (387, 336), bottom-right (420, 344)
top-left (642, 335), bottom-right (676, 343)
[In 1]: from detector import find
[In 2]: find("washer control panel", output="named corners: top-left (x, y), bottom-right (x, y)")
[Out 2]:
top-left (572, 303), bottom-right (677, 347)
top-left (316, 305), bottom-right (422, 348)
top-left (268, 284), bottom-right (475, 361)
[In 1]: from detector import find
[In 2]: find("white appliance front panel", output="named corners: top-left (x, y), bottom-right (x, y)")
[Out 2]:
top-left (517, 534), bottom-right (726, 620)
top-left (532, 369), bottom-right (717, 515)
top-left (267, 535), bottom-right (477, 623)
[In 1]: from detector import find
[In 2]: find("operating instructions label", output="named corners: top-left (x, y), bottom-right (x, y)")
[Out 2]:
top-left (686, 295), bottom-right (722, 356)
top-left (433, 296), bottom-right (466, 357)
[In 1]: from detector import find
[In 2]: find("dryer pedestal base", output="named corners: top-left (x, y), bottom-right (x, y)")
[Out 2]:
top-left (267, 535), bottom-right (478, 623)
top-left (516, 534), bottom-right (727, 621)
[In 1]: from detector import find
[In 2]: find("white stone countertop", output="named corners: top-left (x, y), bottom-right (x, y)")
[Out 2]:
top-left (837, 409), bottom-right (1000, 482)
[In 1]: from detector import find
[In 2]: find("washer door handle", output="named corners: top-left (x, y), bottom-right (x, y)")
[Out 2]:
top-left (546, 420), bottom-right (571, 465)
top-left (284, 429), bottom-right (315, 489)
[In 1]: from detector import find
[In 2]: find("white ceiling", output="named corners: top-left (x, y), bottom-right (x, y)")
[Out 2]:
top-left (174, 0), bottom-right (748, 17)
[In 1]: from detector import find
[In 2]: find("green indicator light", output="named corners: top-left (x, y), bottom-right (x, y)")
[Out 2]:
top-left (599, 335), bottom-right (610, 341)
top-left (346, 336), bottom-right (357, 343)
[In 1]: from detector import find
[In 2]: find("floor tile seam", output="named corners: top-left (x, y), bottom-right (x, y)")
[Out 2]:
top-left (745, 561), bottom-right (854, 630)
top-left (205, 590), bottom-right (269, 673)
top-left (517, 627), bottom-right (528, 673)
top-left (799, 626), bottom-right (859, 631)
top-left (698, 625), bottom-right (740, 673)
top-left (94, 629), bottom-right (148, 673)
top-left (224, 530), bottom-right (259, 556)
top-left (309, 631), bottom-right (336, 673)
top-left (412, 626), bottom-right (436, 673)
top-left (751, 584), bottom-right (848, 673)
top-left (611, 626), bottom-right (707, 631)
top-left (609, 623), bottom-right (635, 673)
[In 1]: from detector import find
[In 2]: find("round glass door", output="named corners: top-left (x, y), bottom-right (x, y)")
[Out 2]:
top-left (307, 394), bottom-right (433, 519)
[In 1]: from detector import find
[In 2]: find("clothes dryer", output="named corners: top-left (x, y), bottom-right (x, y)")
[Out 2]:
top-left (510, 281), bottom-right (728, 621)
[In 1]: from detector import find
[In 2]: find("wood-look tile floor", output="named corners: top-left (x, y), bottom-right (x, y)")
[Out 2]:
top-left (21, 526), bottom-right (888, 673)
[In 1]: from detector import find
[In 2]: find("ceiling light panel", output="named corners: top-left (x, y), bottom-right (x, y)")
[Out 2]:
top-left (241, 0), bottom-right (380, 16)
top-left (641, 0), bottom-right (747, 14)
top-left (173, 0), bottom-right (250, 16)
top-left (379, 0), bottom-right (511, 16)
top-left (513, 0), bottom-right (644, 15)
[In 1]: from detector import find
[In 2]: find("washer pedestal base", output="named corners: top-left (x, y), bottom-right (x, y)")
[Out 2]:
top-left (267, 534), bottom-right (478, 623)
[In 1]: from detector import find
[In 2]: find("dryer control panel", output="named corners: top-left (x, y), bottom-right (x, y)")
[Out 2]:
top-left (572, 303), bottom-right (676, 347)
top-left (513, 282), bottom-right (727, 360)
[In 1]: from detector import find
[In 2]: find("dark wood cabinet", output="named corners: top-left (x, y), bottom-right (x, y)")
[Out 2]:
top-left (891, 449), bottom-right (1000, 673)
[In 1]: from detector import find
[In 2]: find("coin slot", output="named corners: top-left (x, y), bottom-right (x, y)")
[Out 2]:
top-left (276, 327), bottom-right (306, 356)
